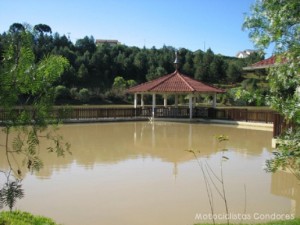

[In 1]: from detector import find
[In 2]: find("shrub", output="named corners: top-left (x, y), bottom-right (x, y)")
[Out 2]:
top-left (105, 89), bottom-right (126, 102)
top-left (70, 87), bottom-right (78, 99)
top-left (78, 88), bottom-right (90, 102)
top-left (55, 85), bottom-right (69, 99)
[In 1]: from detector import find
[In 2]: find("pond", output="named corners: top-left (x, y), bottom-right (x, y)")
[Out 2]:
top-left (0, 122), bottom-right (299, 225)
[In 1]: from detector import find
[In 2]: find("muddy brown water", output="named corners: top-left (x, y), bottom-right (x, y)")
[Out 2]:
top-left (0, 122), bottom-right (299, 225)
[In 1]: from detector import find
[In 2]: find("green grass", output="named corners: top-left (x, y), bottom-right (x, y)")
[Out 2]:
top-left (0, 211), bottom-right (60, 225)
top-left (195, 218), bottom-right (300, 225)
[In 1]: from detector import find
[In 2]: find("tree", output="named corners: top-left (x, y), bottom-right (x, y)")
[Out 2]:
top-left (146, 66), bottom-right (167, 81)
top-left (0, 26), bottom-right (70, 209)
top-left (34, 24), bottom-right (52, 35)
top-left (8, 23), bottom-right (25, 33)
top-left (243, 0), bottom-right (300, 178)
top-left (75, 36), bottom-right (96, 54)
top-left (113, 76), bottom-right (127, 90)
top-left (78, 63), bottom-right (89, 80)
top-left (226, 62), bottom-right (242, 83)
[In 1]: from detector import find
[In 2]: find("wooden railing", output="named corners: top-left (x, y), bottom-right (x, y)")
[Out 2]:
top-left (0, 106), bottom-right (289, 137)
top-left (0, 107), bottom-right (276, 121)
top-left (57, 107), bottom-right (142, 120)
top-left (210, 108), bottom-right (275, 123)
top-left (272, 113), bottom-right (295, 137)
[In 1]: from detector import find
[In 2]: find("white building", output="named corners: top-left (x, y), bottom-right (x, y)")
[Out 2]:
top-left (236, 49), bottom-right (256, 58)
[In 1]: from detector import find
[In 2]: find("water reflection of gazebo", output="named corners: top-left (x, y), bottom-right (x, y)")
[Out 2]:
top-left (126, 53), bottom-right (225, 119)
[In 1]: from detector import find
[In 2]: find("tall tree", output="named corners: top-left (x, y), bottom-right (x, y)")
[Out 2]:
top-left (244, 0), bottom-right (300, 120)
top-left (244, 0), bottom-right (300, 179)
top-left (8, 23), bottom-right (25, 34)
top-left (75, 36), bottom-right (96, 54)
top-left (34, 24), bottom-right (52, 35)
top-left (0, 26), bottom-right (70, 209)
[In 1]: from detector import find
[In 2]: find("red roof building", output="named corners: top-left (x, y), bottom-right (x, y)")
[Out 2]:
top-left (127, 70), bottom-right (224, 94)
top-left (126, 53), bottom-right (225, 119)
top-left (243, 55), bottom-right (286, 70)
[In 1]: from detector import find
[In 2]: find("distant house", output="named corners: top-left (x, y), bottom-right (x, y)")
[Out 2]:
top-left (243, 55), bottom-right (286, 70)
top-left (96, 39), bottom-right (120, 47)
top-left (236, 49), bottom-right (256, 58)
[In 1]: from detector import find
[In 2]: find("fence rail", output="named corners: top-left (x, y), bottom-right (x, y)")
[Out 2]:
top-left (211, 108), bottom-right (275, 123)
top-left (0, 106), bottom-right (289, 137)
top-left (272, 113), bottom-right (295, 137)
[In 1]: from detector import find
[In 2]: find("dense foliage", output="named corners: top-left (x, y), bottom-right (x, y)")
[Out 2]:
top-left (0, 23), bottom-right (264, 104)
top-left (244, 0), bottom-right (300, 178)
top-left (0, 24), bottom-right (70, 210)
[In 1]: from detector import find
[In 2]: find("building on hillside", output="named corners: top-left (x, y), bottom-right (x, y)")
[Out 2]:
top-left (243, 55), bottom-right (299, 95)
top-left (243, 55), bottom-right (286, 70)
top-left (236, 49), bottom-right (256, 58)
top-left (96, 39), bottom-right (120, 47)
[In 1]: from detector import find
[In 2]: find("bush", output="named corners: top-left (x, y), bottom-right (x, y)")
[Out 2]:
top-left (105, 89), bottom-right (126, 102)
top-left (55, 85), bottom-right (69, 99)
top-left (78, 88), bottom-right (90, 102)
top-left (70, 87), bottom-right (78, 99)
top-left (0, 211), bottom-right (59, 225)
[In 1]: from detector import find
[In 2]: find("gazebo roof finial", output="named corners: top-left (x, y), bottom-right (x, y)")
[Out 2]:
top-left (174, 51), bottom-right (180, 70)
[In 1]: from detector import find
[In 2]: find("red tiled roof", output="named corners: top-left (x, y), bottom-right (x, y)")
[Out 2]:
top-left (252, 55), bottom-right (277, 68)
top-left (126, 70), bottom-right (225, 93)
top-left (243, 55), bottom-right (287, 70)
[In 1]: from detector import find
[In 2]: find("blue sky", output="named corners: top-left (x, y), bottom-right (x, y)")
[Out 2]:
top-left (0, 0), bottom-right (264, 57)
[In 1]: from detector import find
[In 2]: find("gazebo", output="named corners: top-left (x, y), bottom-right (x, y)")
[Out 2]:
top-left (126, 54), bottom-right (225, 119)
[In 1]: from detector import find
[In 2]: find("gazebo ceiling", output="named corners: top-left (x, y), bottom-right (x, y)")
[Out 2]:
top-left (126, 70), bottom-right (225, 94)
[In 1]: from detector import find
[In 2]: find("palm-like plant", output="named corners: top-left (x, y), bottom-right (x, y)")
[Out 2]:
top-left (0, 180), bottom-right (24, 211)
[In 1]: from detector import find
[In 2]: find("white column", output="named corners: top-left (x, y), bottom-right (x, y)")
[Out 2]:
top-left (189, 94), bottom-right (193, 119)
top-left (212, 93), bottom-right (217, 108)
top-left (164, 94), bottom-right (167, 108)
top-left (141, 94), bottom-right (144, 108)
top-left (152, 93), bottom-right (156, 118)
top-left (134, 93), bottom-right (137, 108)
top-left (175, 95), bottom-right (178, 108)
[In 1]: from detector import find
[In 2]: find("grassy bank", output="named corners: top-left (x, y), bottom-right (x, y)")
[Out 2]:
top-left (195, 218), bottom-right (300, 225)
top-left (0, 211), bottom-right (60, 225)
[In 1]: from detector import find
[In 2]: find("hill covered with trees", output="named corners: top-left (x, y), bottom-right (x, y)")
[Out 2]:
top-left (0, 23), bottom-right (266, 105)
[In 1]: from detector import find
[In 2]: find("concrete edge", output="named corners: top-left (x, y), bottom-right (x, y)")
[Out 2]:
top-left (153, 118), bottom-right (273, 131)
top-left (60, 117), bottom-right (273, 131)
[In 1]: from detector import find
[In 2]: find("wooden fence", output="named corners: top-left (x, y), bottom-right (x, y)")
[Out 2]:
top-left (272, 113), bottom-right (295, 137)
top-left (210, 108), bottom-right (275, 123)
top-left (0, 107), bottom-right (290, 137)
